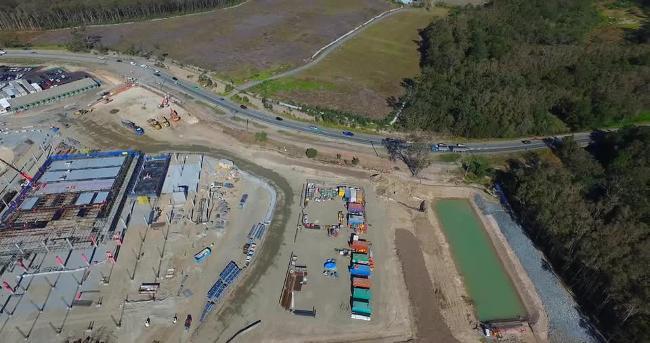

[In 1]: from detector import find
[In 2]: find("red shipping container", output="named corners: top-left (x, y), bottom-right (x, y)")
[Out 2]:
top-left (350, 241), bottom-right (369, 253)
top-left (353, 277), bottom-right (372, 289)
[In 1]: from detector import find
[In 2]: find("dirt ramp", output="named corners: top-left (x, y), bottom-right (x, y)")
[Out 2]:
top-left (395, 228), bottom-right (458, 343)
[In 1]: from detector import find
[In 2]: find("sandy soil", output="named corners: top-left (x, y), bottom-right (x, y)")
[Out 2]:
top-left (395, 228), bottom-right (458, 342)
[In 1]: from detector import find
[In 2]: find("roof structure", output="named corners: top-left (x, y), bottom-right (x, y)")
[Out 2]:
top-left (7, 78), bottom-right (99, 110)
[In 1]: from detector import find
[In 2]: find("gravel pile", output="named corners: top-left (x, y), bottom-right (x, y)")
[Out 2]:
top-left (474, 192), bottom-right (597, 343)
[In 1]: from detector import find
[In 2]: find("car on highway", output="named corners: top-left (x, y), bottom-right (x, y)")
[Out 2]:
top-left (275, 116), bottom-right (283, 121)
top-left (116, 59), bottom-right (122, 62)
top-left (342, 131), bottom-right (354, 137)
top-left (522, 140), bottom-right (532, 144)
top-left (0, 50), bottom-right (6, 56)
top-left (130, 61), bottom-right (136, 66)
top-left (309, 126), bottom-right (320, 131)
top-left (240, 105), bottom-right (247, 109)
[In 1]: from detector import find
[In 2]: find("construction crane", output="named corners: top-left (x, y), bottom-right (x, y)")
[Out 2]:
top-left (0, 157), bottom-right (33, 182)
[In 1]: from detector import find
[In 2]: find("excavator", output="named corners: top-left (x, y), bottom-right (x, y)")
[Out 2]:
top-left (169, 108), bottom-right (181, 122)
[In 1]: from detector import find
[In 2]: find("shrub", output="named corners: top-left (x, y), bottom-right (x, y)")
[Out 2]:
top-left (305, 148), bottom-right (318, 158)
top-left (254, 132), bottom-right (267, 142)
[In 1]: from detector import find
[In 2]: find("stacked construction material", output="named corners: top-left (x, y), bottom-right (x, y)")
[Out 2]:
top-left (200, 261), bottom-right (241, 321)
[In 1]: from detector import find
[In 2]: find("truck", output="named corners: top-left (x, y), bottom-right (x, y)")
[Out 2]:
top-left (431, 143), bottom-right (450, 152)
top-left (450, 144), bottom-right (470, 152)
top-left (121, 120), bottom-right (144, 136)
top-left (160, 116), bottom-right (171, 127)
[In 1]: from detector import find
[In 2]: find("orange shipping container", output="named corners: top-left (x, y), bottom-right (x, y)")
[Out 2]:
top-left (350, 241), bottom-right (369, 253)
top-left (353, 277), bottom-right (372, 289)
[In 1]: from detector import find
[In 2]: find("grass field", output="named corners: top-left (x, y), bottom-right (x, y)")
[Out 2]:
top-left (250, 8), bottom-right (448, 119)
top-left (25, 0), bottom-right (391, 81)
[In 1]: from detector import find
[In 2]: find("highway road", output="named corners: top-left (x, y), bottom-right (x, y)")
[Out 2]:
top-left (2, 49), bottom-right (594, 153)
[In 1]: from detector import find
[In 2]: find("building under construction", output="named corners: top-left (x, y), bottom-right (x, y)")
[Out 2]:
top-left (0, 150), bottom-right (141, 259)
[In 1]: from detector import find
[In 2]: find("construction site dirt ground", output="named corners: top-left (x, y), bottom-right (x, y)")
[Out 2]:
top-left (197, 179), bottom-right (414, 343)
top-left (3, 65), bottom-right (546, 342)
top-left (0, 154), bottom-right (273, 343)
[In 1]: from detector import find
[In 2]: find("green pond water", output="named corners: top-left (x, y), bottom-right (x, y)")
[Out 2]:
top-left (434, 199), bottom-right (526, 321)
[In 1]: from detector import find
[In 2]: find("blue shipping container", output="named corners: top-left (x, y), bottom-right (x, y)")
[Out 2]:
top-left (349, 264), bottom-right (371, 277)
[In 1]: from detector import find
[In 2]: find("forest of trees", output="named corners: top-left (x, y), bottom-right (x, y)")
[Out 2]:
top-left (398, 0), bottom-right (650, 138)
top-left (500, 127), bottom-right (649, 342)
top-left (0, 0), bottom-right (240, 30)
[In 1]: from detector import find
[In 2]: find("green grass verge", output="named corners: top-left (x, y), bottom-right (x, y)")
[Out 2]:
top-left (251, 78), bottom-right (335, 98)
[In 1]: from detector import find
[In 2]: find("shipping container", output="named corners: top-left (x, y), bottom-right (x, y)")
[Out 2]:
top-left (353, 287), bottom-right (372, 301)
top-left (349, 263), bottom-right (372, 277)
top-left (352, 300), bottom-right (372, 316)
top-left (353, 277), bottom-right (372, 288)
top-left (350, 241), bottom-right (369, 253)
top-left (350, 188), bottom-right (357, 203)
top-left (352, 253), bottom-right (369, 265)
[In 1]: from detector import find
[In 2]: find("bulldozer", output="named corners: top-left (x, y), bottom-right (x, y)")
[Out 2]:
top-left (161, 116), bottom-right (171, 127)
top-left (147, 118), bottom-right (162, 130)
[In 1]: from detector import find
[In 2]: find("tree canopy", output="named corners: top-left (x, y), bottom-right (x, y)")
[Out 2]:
top-left (399, 0), bottom-right (650, 138)
top-left (500, 127), bottom-right (650, 342)
top-left (0, 0), bottom-right (240, 30)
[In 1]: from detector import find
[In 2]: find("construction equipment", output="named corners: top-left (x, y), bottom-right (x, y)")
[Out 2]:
top-left (169, 108), bottom-right (181, 122)
top-left (74, 109), bottom-right (89, 116)
top-left (159, 94), bottom-right (170, 108)
top-left (121, 120), bottom-right (145, 136)
top-left (147, 118), bottom-right (162, 130)
top-left (0, 157), bottom-right (33, 182)
top-left (161, 117), bottom-right (170, 127)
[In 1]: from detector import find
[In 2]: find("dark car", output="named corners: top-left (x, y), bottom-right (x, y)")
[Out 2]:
top-left (171, 76), bottom-right (178, 81)
top-left (154, 72), bottom-right (161, 77)
top-left (522, 140), bottom-right (532, 144)
top-left (240, 104), bottom-right (247, 109)
top-left (116, 59), bottom-right (122, 62)
top-left (275, 116), bottom-right (283, 121)
top-left (342, 131), bottom-right (354, 137)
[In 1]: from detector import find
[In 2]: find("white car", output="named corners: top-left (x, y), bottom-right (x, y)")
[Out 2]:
top-left (140, 64), bottom-right (147, 68)
top-left (130, 61), bottom-right (136, 66)
top-left (0, 50), bottom-right (6, 56)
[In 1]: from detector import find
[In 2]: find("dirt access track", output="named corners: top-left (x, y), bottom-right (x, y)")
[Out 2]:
top-left (29, 0), bottom-right (392, 82)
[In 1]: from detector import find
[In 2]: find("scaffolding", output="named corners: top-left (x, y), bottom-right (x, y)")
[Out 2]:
top-left (0, 150), bottom-right (139, 258)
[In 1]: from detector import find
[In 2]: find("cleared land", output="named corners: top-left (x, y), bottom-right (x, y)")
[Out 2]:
top-left (395, 229), bottom-right (458, 342)
top-left (251, 8), bottom-right (448, 119)
top-left (27, 0), bottom-right (392, 83)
